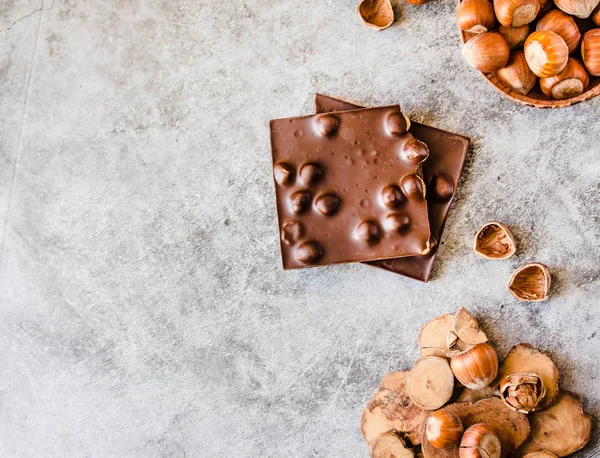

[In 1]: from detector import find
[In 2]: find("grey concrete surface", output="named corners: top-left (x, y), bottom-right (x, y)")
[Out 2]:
top-left (1, 0), bottom-right (599, 456)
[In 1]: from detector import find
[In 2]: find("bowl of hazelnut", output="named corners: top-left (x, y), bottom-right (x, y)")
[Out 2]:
top-left (457, 0), bottom-right (600, 107)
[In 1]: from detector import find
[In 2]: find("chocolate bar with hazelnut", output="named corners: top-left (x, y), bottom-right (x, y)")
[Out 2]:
top-left (316, 94), bottom-right (469, 281)
top-left (270, 105), bottom-right (432, 269)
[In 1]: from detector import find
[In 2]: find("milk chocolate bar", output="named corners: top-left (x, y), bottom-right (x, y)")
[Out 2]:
top-left (316, 94), bottom-right (469, 281)
top-left (270, 105), bottom-right (432, 269)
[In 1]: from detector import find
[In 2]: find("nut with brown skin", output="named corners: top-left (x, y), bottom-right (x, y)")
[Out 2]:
top-left (462, 32), bottom-right (511, 72)
top-left (540, 57), bottom-right (589, 100)
top-left (522, 452), bottom-right (559, 458)
top-left (525, 31), bottom-right (569, 77)
top-left (358, 0), bottom-right (394, 31)
top-left (554, 0), bottom-right (600, 17)
top-left (582, 29), bottom-right (600, 76)
top-left (536, 10), bottom-right (582, 53)
top-left (592, 4), bottom-right (600, 25)
top-left (474, 221), bottom-right (516, 259)
top-left (507, 262), bottom-right (551, 301)
top-left (451, 343), bottom-right (499, 390)
top-left (457, 0), bottom-right (497, 34)
top-left (426, 409), bottom-right (464, 449)
top-left (499, 372), bottom-right (546, 413)
top-left (494, 0), bottom-right (540, 27)
top-left (498, 24), bottom-right (530, 48)
top-left (459, 424), bottom-right (502, 458)
top-left (496, 51), bottom-right (538, 95)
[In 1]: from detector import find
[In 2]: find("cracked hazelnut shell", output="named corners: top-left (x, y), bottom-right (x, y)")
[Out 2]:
top-left (497, 343), bottom-right (559, 410)
top-left (474, 221), bottom-right (516, 260)
top-left (499, 372), bottom-right (546, 413)
top-left (358, 0), bottom-right (394, 31)
top-left (507, 262), bottom-right (551, 301)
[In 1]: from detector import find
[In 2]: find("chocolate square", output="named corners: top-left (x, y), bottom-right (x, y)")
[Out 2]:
top-left (270, 105), bottom-right (432, 269)
top-left (315, 94), bottom-right (469, 281)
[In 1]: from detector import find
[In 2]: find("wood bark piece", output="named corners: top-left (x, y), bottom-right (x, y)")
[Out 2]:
top-left (371, 432), bottom-right (415, 457)
top-left (522, 452), bottom-right (559, 458)
top-left (421, 398), bottom-right (530, 458)
top-left (497, 343), bottom-right (559, 410)
top-left (453, 307), bottom-right (488, 345)
top-left (419, 315), bottom-right (455, 357)
top-left (456, 385), bottom-right (498, 403)
top-left (361, 371), bottom-right (429, 446)
top-left (407, 357), bottom-right (455, 411)
top-left (516, 391), bottom-right (592, 457)
top-left (358, 0), bottom-right (394, 31)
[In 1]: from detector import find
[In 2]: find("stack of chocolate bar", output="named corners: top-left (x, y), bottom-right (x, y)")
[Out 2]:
top-left (268, 94), bottom-right (470, 282)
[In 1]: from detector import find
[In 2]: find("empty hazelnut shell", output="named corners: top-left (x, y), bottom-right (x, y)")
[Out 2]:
top-left (474, 221), bottom-right (517, 260)
top-left (358, 0), bottom-right (394, 31)
top-left (507, 262), bottom-right (551, 302)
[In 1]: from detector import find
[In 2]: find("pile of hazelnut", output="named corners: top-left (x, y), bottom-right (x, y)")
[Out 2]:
top-left (361, 307), bottom-right (593, 458)
top-left (457, 0), bottom-right (600, 100)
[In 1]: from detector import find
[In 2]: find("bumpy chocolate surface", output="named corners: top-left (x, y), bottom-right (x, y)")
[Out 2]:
top-left (315, 94), bottom-right (470, 281)
top-left (270, 105), bottom-right (431, 269)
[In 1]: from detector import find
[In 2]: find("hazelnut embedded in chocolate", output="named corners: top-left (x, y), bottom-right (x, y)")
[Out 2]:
top-left (298, 163), bottom-right (322, 185)
top-left (314, 193), bottom-right (340, 216)
top-left (431, 174), bottom-right (454, 201)
top-left (383, 213), bottom-right (410, 234)
top-left (273, 162), bottom-right (295, 186)
top-left (295, 241), bottom-right (322, 264)
top-left (385, 111), bottom-right (410, 137)
top-left (401, 174), bottom-right (426, 200)
top-left (289, 190), bottom-right (311, 214)
top-left (356, 220), bottom-right (380, 244)
top-left (281, 221), bottom-right (303, 245)
top-left (380, 184), bottom-right (405, 209)
top-left (400, 137), bottom-right (429, 165)
top-left (314, 113), bottom-right (338, 137)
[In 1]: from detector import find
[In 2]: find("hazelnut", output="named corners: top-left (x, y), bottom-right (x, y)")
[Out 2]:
top-left (524, 30), bottom-right (569, 77)
top-left (451, 343), bottom-right (499, 390)
top-left (457, 0), bottom-right (497, 34)
top-left (462, 32), bottom-right (511, 72)
top-left (581, 28), bottom-right (600, 76)
top-left (473, 221), bottom-right (517, 259)
top-left (507, 262), bottom-right (551, 301)
top-left (553, 0), bottom-right (600, 18)
top-left (499, 372), bottom-right (546, 413)
top-left (494, 0), bottom-right (540, 27)
top-left (592, 4), bottom-right (600, 25)
top-left (540, 57), bottom-right (590, 100)
top-left (459, 424), bottom-right (502, 458)
top-left (426, 410), bottom-right (464, 449)
top-left (496, 51), bottom-right (538, 95)
top-left (536, 10), bottom-right (582, 53)
top-left (357, 0), bottom-right (394, 31)
top-left (498, 24), bottom-right (530, 49)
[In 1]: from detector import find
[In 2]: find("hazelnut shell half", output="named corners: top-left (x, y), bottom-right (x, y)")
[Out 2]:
top-left (358, 0), bottom-right (394, 31)
top-left (474, 221), bottom-right (517, 260)
top-left (507, 262), bottom-right (551, 301)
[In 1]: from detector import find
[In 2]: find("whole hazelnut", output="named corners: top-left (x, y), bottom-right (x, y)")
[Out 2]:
top-left (540, 57), bottom-right (590, 100)
top-left (462, 32), bottom-right (511, 72)
top-left (494, 0), bottom-right (540, 27)
top-left (524, 30), bottom-right (569, 77)
top-left (426, 410), bottom-right (464, 449)
top-left (457, 0), bottom-right (496, 34)
top-left (450, 342), bottom-right (499, 390)
top-left (582, 28), bottom-right (600, 76)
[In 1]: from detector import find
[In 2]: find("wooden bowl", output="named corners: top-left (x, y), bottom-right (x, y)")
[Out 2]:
top-left (458, 9), bottom-right (600, 108)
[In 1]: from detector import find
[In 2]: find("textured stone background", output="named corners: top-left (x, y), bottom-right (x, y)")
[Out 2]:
top-left (1, 0), bottom-right (599, 456)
